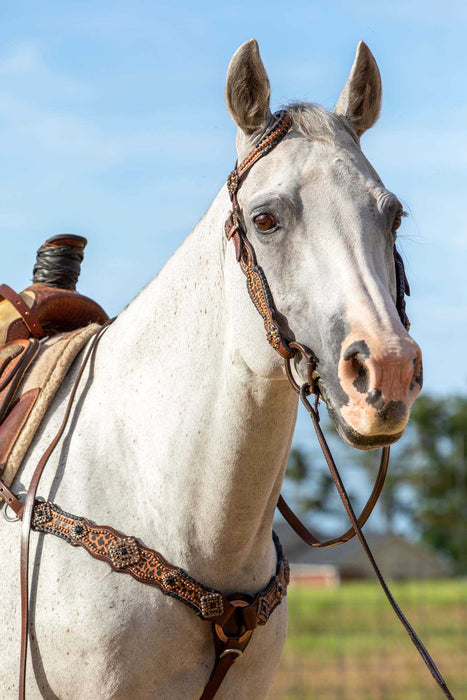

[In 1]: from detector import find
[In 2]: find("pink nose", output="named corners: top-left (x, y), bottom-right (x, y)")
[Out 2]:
top-left (338, 335), bottom-right (422, 436)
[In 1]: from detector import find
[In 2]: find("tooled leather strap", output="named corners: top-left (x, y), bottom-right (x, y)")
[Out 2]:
top-left (29, 502), bottom-right (288, 700)
top-left (0, 284), bottom-right (44, 340)
top-left (29, 502), bottom-right (289, 627)
top-left (225, 111), bottom-right (295, 360)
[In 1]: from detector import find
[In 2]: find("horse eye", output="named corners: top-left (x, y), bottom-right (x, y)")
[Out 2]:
top-left (392, 210), bottom-right (406, 232)
top-left (253, 213), bottom-right (277, 233)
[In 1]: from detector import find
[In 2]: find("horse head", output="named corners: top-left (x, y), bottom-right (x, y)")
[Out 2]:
top-left (224, 39), bottom-right (422, 450)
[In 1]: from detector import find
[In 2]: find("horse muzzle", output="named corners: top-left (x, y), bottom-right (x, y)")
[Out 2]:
top-left (318, 330), bottom-right (423, 449)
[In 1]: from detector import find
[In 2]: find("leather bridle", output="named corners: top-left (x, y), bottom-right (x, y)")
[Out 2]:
top-left (224, 110), bottom-right (453, 698)
top-left (224, 109), bottom-right (410, 368)
top-left (4, 110), bottom-right (453, 700)
top-left (224, 110), bottom-right (403, 549)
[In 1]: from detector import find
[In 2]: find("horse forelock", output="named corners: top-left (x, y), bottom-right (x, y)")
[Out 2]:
top-left (285, 101), bottom-right (359, 145)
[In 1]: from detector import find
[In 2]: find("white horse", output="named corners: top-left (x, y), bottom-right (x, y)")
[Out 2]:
top-left (0, 39), bottom-right (422, 699)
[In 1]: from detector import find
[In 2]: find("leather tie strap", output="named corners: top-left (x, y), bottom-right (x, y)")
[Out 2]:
top-left (0, 284), bottom-right (44, 340)
top-left (0, 480), bottom-right (24, 516)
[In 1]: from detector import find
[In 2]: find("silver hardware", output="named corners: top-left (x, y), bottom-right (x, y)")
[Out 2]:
top-left (219, 649), bottom-right (243, 660)
top-left (2, 490), bottom-right (27, 522)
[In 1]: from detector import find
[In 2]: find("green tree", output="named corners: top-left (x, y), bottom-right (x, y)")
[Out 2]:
top-left (285, 445), bottom-right (351, 524)
top-left (287, 394), bottom-right (467, 574)
top-left (408, 394), bottom-right (467, 573)
top-left (355, 394), bottom-right (467, 572)
top-left (357, 443), bottom-right (414, 535)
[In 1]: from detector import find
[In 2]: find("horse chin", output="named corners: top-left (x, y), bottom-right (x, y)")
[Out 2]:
top-left (319, 385), bottom-right (405, 451)
top-left (332, 413), bottom-right (404, 450)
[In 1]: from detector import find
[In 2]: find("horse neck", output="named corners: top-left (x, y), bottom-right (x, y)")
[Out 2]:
top-left (96, 188), bottom-right (298, 590)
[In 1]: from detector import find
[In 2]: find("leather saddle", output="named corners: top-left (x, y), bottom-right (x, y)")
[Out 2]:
top-left (0, 235), bottom-right (108, 487)
top-left (0, 283), bottom-right (108, 347)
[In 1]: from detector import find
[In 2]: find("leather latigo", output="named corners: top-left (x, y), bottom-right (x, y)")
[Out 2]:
top-left (0, 283), bottom-right (108, 346)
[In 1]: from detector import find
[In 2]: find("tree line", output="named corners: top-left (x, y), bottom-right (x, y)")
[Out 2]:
top-left (286, 393), bottom-right (467, 574)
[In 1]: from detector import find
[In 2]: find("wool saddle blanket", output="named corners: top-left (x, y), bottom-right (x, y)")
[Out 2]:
top-left (0, 323), bottom-right (100, 504)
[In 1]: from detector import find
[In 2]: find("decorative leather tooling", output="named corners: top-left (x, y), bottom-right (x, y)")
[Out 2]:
top-left (31, 500), bottom-right (290, 625)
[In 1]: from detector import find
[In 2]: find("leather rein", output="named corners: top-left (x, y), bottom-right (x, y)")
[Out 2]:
top-left (3, 110), bottom-right (453, 700)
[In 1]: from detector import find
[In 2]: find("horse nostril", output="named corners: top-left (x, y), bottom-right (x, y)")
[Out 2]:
top-left (410, 354), bottom-right (423, 391)
top-left (342, 341), bottom-right (371, 394)
top-left (366, 388), bottom-right (385, 410)
top-left (352, 358), bottom-right (369, 394)
top-left (343, 340), bottom-right (370, 362)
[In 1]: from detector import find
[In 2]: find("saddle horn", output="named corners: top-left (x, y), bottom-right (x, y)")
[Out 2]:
top-left (0, 234), bottom-right (108, 346)
top-left (32, 234), bottom-right (88, 291)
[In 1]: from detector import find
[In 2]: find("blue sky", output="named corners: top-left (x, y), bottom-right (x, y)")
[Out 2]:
top-left (1, 0), bottom-right (466, 408)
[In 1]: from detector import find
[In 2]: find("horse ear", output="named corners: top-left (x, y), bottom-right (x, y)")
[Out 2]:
top-left (225, 39), bottom-right (272, 134)
top-left (334, 41), bottom-right (382, 137)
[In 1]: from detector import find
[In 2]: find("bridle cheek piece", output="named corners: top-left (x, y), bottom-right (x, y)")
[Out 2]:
top-left (225, 111), bottom-right (298, 361)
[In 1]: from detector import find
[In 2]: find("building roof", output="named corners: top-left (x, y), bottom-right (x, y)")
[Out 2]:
top-left (274, 521), bottom-right (454, 579)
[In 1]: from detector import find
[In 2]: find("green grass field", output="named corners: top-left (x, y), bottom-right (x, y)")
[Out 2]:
top-left (269, 579), bottom-right (467, 699)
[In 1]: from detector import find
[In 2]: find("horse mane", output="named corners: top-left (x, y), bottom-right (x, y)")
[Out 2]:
top-left (285, 101), bottom-right (359, 144)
